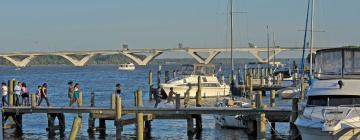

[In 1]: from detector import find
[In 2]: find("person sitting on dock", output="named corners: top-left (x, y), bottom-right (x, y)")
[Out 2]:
top-left (1, 82), bottom-right (8, 106)
top-left (166, 87), bottom-right (175, 104)
top-left (14, 81), bottom-right (22, 106)
top-left (21, 83), bottom-right (30, 106)
top-left (38, 83), bottom-right (50, 106)
top-left (67, 81), bottom-right (74, 106)
top-left (70, 83), bottom-right (80, 107)
top-left (115, 83), bottom-right (121, 96)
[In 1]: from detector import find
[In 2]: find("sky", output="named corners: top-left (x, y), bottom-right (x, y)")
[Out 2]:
top-left (0, 0), bottom-right (359, 58)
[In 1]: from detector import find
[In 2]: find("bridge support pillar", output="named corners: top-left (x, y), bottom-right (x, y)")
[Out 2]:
top-left (58, 53), bottom-right (97, 67)
top-left (186, 50), bottom-right (220, 64)
top-left (248, 50), bottom-right (282, 63)
top-left (1, 55), bottom-right (36, 67)
top-left (120, 50), bottom-right (163, 65)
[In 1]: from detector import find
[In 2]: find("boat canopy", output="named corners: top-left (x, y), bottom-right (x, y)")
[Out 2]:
top-left (315, 47), bottom-right (360, 79)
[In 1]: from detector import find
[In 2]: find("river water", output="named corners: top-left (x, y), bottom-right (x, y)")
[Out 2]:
top-left (0, 64), bottom-right (292, 140)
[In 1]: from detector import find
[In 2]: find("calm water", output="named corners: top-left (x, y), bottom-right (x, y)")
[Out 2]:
top-left (0, 64), bottom-right (292, 140)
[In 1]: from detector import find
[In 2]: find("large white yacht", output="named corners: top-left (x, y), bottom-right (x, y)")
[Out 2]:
top-left (295, 47), bottom-right (360, 140)
top-left (160, 64), bottom-right (230, 98)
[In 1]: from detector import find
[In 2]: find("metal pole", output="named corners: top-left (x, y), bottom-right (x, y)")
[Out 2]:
top-left (309, 0), bottom-right (315, 79)
top-left (267, 25), bottom-right (270, 72)
top-left (230, 0), bottom-right (234, 82)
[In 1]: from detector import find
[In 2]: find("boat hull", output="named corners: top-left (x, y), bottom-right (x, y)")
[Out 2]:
top-left (297, 125), bottom-right (360, 140)
top-left (118, 67), bottom-right (135, 71)
top-left (161, 85), bottom-right (230, 98)
top-left (214, 115), bottom-right (247, 128)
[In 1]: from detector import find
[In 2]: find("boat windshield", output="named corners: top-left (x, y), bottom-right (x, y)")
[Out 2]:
top-left (315, 47), bottom-right (360, 79)
top-left (307, 95), bottom-right (360, 106)
top-left (179, 64), bottom-right (215, 76)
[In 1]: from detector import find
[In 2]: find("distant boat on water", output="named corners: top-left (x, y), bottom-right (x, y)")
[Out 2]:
top-left (118, 62), bottom-right (135, 71)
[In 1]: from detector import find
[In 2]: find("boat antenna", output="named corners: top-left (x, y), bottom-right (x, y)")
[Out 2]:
top-left (300, 0), bottom-right (311, 77)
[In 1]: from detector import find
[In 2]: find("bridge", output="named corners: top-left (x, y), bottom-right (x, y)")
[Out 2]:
top-left (0, 47), bottom-right (319, 67)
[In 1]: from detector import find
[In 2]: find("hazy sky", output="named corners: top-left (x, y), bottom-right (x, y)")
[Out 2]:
top-left (0, 0), bottom-right (359, 58)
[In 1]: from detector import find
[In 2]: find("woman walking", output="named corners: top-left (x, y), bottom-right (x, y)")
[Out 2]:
top-left (67, 81), bottom-right (74, 106)
top-left (38, 83), bottom-right (50, 106)
top-left (14, 82), bottom-right (22, 106)
top-left (70, 83), bottom-right (80, 107)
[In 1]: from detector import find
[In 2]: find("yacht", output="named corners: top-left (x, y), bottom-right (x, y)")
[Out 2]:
top-left (118, 62), bottom-right (135, 71)
top-left (295, 47), bottom-right (360, 140)
top-left (160, 64), bottom-right (230, 98)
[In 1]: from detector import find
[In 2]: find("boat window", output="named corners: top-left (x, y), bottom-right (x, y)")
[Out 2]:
top-left (307, 95), bottom-right (360, 106)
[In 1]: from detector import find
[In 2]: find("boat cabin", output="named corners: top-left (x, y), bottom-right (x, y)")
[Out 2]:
top-left (179, 64), bottom-right (216, 76)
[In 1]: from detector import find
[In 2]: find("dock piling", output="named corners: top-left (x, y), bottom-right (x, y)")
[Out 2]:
top-left (88, 92), bottom-right (96, 134)
top-left (111, 93), bottom-right (116, 109)
top-left (135, 89), bottom-right (144, 140)
top-left (300, 77), bottom-right (305, 101)
top-left (31, 94), bottom-right (36, 108)
top-left (270, 90), bottom-right (275, 108)
top-left (256, 113), bottom-right (266, 140)
top-left (149, 71), bottom-right (153, 100)
top-left (69, 116), bottom-right (82, 140)
top-left (196, 76), bottom-right (202, 105)
top-left (175, 94), bottom-right (180, 109)
top-left (8, 80), bottom-right (14, 106)
top-left (290, 98), bottom-right (299, 138)
top-left (115, 96), bottom-right (122, 139)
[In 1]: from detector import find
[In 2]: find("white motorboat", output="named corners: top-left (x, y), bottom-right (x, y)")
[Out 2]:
top-left (118, 62), bottom-right (135, 71)
top-left (160, 64), bottom-right (230, 98)
top-left (295, 47), bottom-right (360, 140)
top-left (214, 98), bottom-right (251, 128)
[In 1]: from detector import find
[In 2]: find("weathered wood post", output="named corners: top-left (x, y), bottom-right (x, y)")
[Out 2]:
top-left (157, 66), bottom-right (161, 89)
top-left (99, 119), bottom-right (106, 136)
top-left (249, 74), bottom-right (255, 108)
top-left (196, 76), bottom-right (202, 105)
top-left (256, 113), bottom-right (266, 140)
top-left (115, 96), bottom-right (122, 139)
top-left (31, 93), bottom-right (36, 108)
top-left (300, 77), bottom-right (306, 101)
top-left (255, 91), bottom-right (263, 109)
top-left (175, 94), bottom-right (180, 109)
top-left (290, 98), bottom-right (299, 138)
top-left (136, 89), bottom-right (144, 140)
top-left (78, 91), bottom-right (83, 107)
top-left (187, 115), bottom-right (195, 135)
top-left (149, 70), bottom-right (153, 100)
top-left (69, 116), bottom-right (82, 140)
top-left (47, 114), bottom-right (55, 137)
top-left (172, 70), bottom-right (176, 79)
top-left (88, 92), bottom-right (96, 134)
top-left (8, 80), bottom-right (14, 106)
top-left (257, 65), bottom-right (260, 79)
top-left (165, 70), bottom-right (169, 83)
top-left (111, 93), bottom-right (116, 109)
top-left (270, 90), bottom-right (276, 108)
top-left (244, 64), bottom-right (247, 85)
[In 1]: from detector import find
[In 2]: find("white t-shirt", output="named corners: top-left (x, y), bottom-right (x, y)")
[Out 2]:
top-left (14, 85), bottom-right (21, 95)
top-left (2, 85), bottom-right (8, 96)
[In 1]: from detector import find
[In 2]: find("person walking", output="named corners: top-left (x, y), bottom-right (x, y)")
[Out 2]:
top-left (21, 83), bottom-right (30, 106)
top-left (14, 82), bottom-right (22, 106)
top-left (1, 82), bottom-right (8, 106)
top-left (67, 81), bottom-right (74, 106)
top-left (35, 85), bottom-right (41, 104)
top-left (38, 83), bottom-right (50, 106)
top-left (166, 87), bottom-right (175, 104)
top-left (70, 83), bottom-right (80, 107)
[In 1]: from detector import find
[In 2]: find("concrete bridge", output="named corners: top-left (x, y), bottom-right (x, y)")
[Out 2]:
top-left (0, 47), bottom-right (318, 67)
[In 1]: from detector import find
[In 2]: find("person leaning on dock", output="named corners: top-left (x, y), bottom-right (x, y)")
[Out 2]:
top-left (1, 82), bottom-right (8, 106)
top-left (14, 81), bottom-right (22, 106)
top-left (38, 83), bottom-right (50, 106)
top-left (67, 81), bottom-right (74, 106)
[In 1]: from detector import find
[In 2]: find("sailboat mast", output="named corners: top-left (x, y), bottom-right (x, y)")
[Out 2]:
top-left (230, 0), bottom-right (234, 81)
top-left (309, 0), bottom-right (315, 78)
